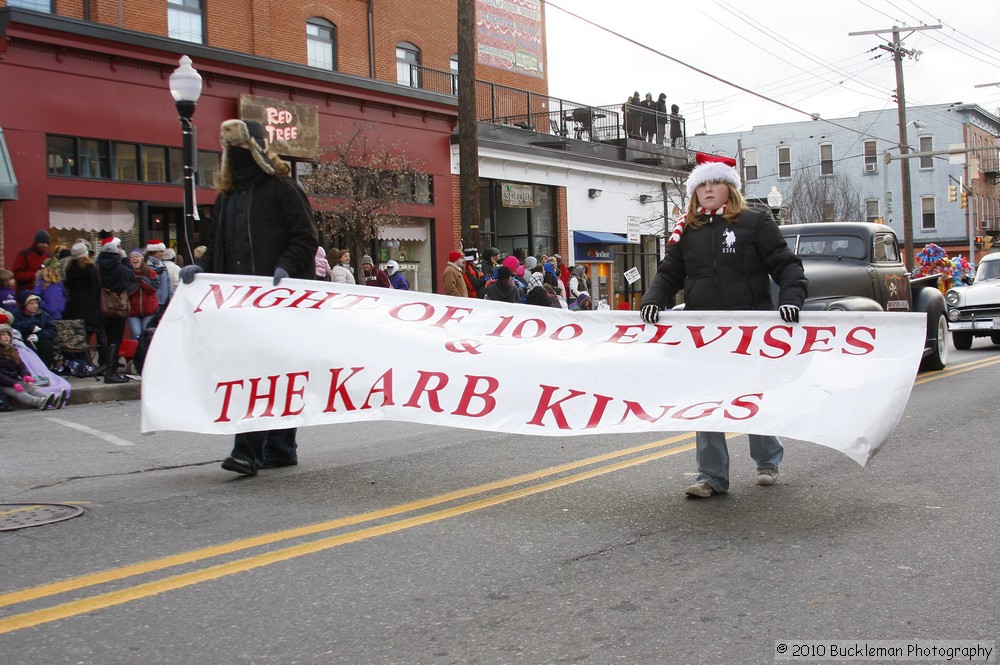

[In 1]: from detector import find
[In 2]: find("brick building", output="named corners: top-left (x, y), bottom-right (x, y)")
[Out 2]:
top-left (0, 1), bottom-right (687, 299)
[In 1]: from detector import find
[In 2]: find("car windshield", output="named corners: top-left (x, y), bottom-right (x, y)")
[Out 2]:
top-left (975, 259), bottom-right (1000, 282)
top-left (786, 235), bottom-right (866, 259)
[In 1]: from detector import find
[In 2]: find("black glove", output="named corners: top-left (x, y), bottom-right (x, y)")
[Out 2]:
top-left (179, 265), bottom-right (204, 284)
top-left (273, 267), bottom-right (290, 286)
top-left (779, 305), bottom-right (800, 323)
top-left (640, 304), bottom-right (660, 324)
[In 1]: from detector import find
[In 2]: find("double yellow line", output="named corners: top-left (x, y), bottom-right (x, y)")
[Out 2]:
top-left (0, 433), bottom-right (697, 634)
top-left (914, 354), bottom-right (1000, 385)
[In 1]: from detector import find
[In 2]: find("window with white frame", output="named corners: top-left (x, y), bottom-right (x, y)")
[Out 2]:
top-left (822, 201), bottom-right (835, 222)
top-left (450, 56), bottom-right (459, 95)
top-left (777, 146), bottom-right (791, 178)
top-left (864, 140), bottom-right (878, 173)
top-left (919, 135), bottom-right (934, 169)
top-left (820, 143), bottom-right (834, 175)
top-left (921, 196), bottom-right (936, 230)
top-left (307, 18), bottom-right (336, 70)
top-left (743, 148), bottom-right (758, 181)
top-left (168, 0), bottom-right (203, 44)
top-left (396, 42), bottom-right (421, 87)
top-left (865, 199), bottom-right (880, 223)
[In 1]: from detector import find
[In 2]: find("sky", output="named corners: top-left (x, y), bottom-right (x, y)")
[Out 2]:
top-left (543, 0), bottom-right (1000, 136)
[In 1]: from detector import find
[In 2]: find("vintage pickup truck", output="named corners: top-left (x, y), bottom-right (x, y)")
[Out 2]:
top-left (778, 222), bottom-right (949, 371)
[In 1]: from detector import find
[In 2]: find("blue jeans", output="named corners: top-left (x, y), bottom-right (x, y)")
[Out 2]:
top-left (127, 315), bottom-right (155, 340)
top-left (694, 431), bottom-right (783, 493)
top-left (230, 428), bottom-right (298, 470)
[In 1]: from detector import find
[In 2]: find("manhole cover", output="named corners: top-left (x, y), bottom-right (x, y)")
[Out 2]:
top-left (0, 503), bottom-right (85, 531)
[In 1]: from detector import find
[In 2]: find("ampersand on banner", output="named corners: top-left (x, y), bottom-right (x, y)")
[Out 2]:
top-left (445, 339), bottom-right (482, 354)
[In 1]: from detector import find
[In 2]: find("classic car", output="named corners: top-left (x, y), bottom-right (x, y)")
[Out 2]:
top-left (944, 251), bottom-right (1000, 349)
top-left (778, 222), bottom-right (948, 371)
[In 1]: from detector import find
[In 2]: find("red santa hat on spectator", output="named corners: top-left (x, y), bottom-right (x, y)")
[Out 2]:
top-left (686, 152), bottom-right (741, 196)
top-left (100, 236), bottom-right (122, 253)
top-left (146, 240), bottom-right (166, 252)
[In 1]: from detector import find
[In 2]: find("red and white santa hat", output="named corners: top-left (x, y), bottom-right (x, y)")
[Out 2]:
top-left (100, 236), bottom-right (122, 253)
top-left (145, 240), bottom-right (166, 252)
top-left (686, 152), bottom-right (740, 196)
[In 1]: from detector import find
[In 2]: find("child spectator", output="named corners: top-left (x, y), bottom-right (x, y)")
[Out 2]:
top-left (0, 269), bottom-right (16, 313)
top-left (0, 322), bottom-right (62, 410)
top-left (127, 249), bottom-right (160, 340)
top-left (33, 258), bottom-right (68, 320)
top-left (13, 292), bottom-right (57, 369)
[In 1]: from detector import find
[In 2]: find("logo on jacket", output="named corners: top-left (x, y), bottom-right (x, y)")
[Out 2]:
top-left (721, 228), bottom-right (736, 253)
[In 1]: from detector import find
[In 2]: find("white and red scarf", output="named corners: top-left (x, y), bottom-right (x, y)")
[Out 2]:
top-left (668, 205), bottom-right (727, 245)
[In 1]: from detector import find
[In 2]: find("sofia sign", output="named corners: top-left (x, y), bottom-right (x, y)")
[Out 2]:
top-left (142, 276), bottom-right (926, 466)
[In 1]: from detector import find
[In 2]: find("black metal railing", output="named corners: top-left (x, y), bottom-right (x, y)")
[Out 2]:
top-left (404, 65), bottom-right (687, 147)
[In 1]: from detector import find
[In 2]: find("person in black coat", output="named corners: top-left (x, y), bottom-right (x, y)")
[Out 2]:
top-left (95, 237), bottom-right (136, 382)
top-left (63, 242), bottom-right (106, 361)
top-left (654, 93), bottom-right (668, 145)
top-left (639, 92), bottom-right (656, 142)
top-left (669, 104), bottom-right (684, 147)
top-left (180, 118), bottom-right (319, 477)
top-left (640, 153), bottom-right (806, 499)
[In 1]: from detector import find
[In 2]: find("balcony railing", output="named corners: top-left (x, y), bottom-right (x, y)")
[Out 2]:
top-left (402, 64), bottom-right (686, 147)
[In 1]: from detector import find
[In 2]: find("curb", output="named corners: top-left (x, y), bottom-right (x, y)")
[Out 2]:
top-left (65, 377), bottom-right (142, 405)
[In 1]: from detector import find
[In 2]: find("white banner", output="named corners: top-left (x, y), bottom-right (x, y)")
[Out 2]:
top-left (141, 275), bottom-right (928, 466)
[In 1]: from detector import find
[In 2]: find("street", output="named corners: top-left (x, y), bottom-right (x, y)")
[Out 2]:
top-left (1, 340), bottom-right (998, 664)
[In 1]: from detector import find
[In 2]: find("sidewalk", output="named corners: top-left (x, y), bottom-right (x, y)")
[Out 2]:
top-left (65, 374), bottom-right (142, 405)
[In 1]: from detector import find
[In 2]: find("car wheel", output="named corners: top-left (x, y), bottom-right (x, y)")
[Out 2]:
top-left (952, 331), bottom-right (973, 350)
top-left (992, 333), bottom-right (1000, 346)
top-left (920, 312), bottom-right (948, 371)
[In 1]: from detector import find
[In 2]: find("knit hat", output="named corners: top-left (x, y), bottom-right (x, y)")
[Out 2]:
top-left (385, 260), bottom-right (399, 275)
top-left (70, 242), bottom-right (88, 259)
top-left (0, 322), bottom-right (12, 335)
top-left (361, 254), bottom-right (374, 266)
top-left (146, 240), bottom-right (166, 252)
top-left (502, 255), bottom-right (520, 272)
top-left (163, 248), bottom-right (176, 261)
top-left (129, 248), bottom-right (144, 258)
top-left (100, 237), bottom-right (122, 253)
top-left (448, 250), bottom-right (463, 263)
top-left (686, 152), bottom-right (741, 196)
top-left (524, 256), bottom-right (538, 271)
top-left (34, 229), bottom-right (51, 245)
top-left (19, 291), bottom-right (41, 308)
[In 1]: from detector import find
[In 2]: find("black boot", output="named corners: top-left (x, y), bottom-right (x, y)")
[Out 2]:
top-left (104, 344), bottom-right (127, 384)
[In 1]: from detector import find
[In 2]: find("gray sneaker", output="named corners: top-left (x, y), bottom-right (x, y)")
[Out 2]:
top-left (684, 481), bottom-right (719, 498)
top-left (756, 468), bottom-right (779, 486)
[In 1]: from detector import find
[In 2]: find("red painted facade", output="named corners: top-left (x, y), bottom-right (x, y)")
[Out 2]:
top-left (0, 10), bottom-right (459, 289)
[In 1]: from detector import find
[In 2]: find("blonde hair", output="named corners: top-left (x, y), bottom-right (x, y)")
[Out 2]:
top-left (685, 181), bottom-right (748, 228)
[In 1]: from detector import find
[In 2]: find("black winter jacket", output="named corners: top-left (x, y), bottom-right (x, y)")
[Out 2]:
top-left (641, 208), bottom-right (806, 311)
top-left (199, 174), bottom-right (318, 280)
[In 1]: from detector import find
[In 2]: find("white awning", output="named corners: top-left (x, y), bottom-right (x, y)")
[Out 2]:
top-left (379, 225), bottom-right (427, 241)
top-left (49, 199), bottom-right (136, 233)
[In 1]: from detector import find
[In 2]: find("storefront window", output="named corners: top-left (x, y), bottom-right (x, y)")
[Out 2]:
top-left (481, 180), bottom-right (555, 259)
top-left (198, 151), bottom-right (220, 188)
top-left (141, 146), bottom-right (168, 183)
top-left (79, 139), bottom-right (110, 179)
top-left (115, 143), bottom-right (139, 181)
top-left (46, 136), bottom-right (76, 176)
top-left (613, 235), bottom-right (661, 310)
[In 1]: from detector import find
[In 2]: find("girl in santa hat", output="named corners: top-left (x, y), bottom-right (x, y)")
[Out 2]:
top-left (639, 152), bottom-right (807, 499)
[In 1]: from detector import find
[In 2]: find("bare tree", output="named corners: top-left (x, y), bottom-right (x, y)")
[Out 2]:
top-left (786, 163), bottom-right (866, 224)
top-left (300, 123), bottom-right (425, 281)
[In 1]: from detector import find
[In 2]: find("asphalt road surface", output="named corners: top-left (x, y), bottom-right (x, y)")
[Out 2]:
top-left (1, 339), bottom-right (998, 664)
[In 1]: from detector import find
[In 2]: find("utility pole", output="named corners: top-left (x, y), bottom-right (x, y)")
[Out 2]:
top-left (850, 24), bottom-right (940, 270)
top-left (457, 0), bottom-right (482, 253)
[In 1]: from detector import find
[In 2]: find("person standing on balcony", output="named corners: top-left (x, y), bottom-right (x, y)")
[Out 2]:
top-left (670, 104), bottom-right (684, 147)
top-left (655, 93), bottom-right (668, 145)
top-left (640, 93), bottom-right (656, 142)
top-left (624, 92), bottom-right (642, 140)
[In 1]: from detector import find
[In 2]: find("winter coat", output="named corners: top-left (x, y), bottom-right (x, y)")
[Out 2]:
top-left (569, 267), bottom-right (589, 299)
top-left (146, 256), bottom-right (173, 305)
top-left (11, 245), bottom-right (49, 293)
top-left (198, 172), bottom-right (318, 280)
top-left (463, 262), bottom-right (486, 298)
top-left (443, 263), bottom-right (468, 297)
top-left (484, 279), bottom-right (521, 303)
top-left (33, 280), bottom-right (67, 320)
top-left (0, 348), bottom-right (30, 389)
top-left (388, 271), bottom-right (410, 290)
top-left (641, 208), bottom-right (807, 312)
top-left (63, 259), bottom-right (102, 327)
top-left (13, 306), bottom-right (57, 344)
top-left (363, 268), bottom-right (391, 288)
top-left (0, 286), bottom-right (17, 314)
top-left (331, 264), bottom-right (354, 284)
top-left (96, 251), bottom-right (136, 294)
top-left (128, 268), bottom-right (160, 318)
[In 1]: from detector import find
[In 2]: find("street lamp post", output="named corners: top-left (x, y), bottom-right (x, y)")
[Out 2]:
top-left (767, 185), bottom-right (783, 224)
top-left (169, 56), bottom-right (203, 265)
